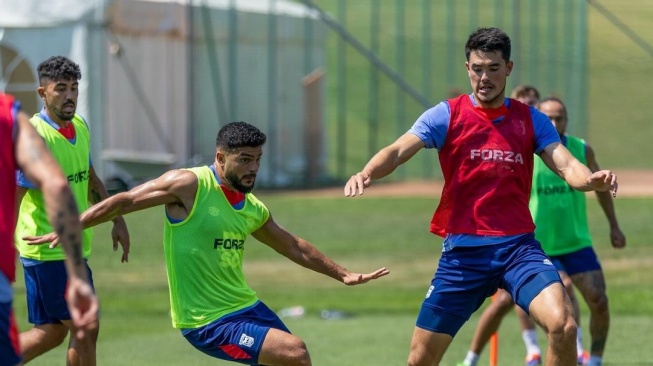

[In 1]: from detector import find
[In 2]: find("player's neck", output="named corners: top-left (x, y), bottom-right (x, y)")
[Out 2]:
top-left (473, 94), bottom-right (505, 109)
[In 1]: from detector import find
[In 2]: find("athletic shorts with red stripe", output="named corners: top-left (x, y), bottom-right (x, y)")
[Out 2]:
top-left (181, 301), bottom-right (290, 365)
top-left (0, 273), bottom-right (21, 366)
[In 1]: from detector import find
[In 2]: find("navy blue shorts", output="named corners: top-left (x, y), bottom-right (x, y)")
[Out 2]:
top-left (23, 260), bottom-right (95, 325)
top-left (550, 246), bottom-right (602, 276)
top-left (416, 233), bottom-right (561, 336)
top-left (181, 301), bottom-right (290, 365)
top-left (0, 273), bottom-right (21, 366)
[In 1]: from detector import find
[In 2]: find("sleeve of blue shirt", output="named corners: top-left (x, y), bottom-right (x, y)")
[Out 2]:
top-left (407, 101), bottom-right (450, 150)
top-left (531, 106), bottom-right (561, 153)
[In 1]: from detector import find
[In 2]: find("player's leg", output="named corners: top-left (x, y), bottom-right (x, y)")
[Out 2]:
top-left (258, 328), bottom-right (310, 366)
top-left (515, 305), bottom-right (541, 365)
top-left (572, 270), bottom-right (607, 364)
top-left (408, 327), bottom-right (453, 366)
top-left (0, 274), bottom-right (23, 366)
top-left (558, 270), bottom-right (588, 363)
top-left (61, 317), bottom-right (100, 366)
top-left (19, 261), bottom-right (69, 362)
top-left (19, 324), bottom-right (68, 362)
top-left (555, 247), bottom-right (605, 365)
top-left (526, 282), bottom-right (577, 366)
top-left (506, 235), bottom-right (577, 366)
top-left (413, 244), bottom-right (504, 366)
top-left (459, 289), bottom-right (514, 366)
top-left (183, 301), bottom-right (310, 365)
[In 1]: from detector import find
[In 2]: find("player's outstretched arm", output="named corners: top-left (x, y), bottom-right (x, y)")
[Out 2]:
top-left (344, 133), bottom-right (424, 197)
top-left (23, 169), bottom-right (198, 248)
top-left (539, 142), bottom-right (618, 196)
top-left (252, 217), bottom-right (389, 285)
top-left (15, 111), bottom-right (99, 337)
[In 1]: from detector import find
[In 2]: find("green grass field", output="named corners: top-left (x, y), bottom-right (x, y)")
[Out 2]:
top-left (13, 195), bottom-right (653, 365)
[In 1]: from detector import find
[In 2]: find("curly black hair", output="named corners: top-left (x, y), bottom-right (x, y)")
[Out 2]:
top-left (465, 27), bottom-right (511, 63)
top-left (37, 56), bottom-right (82, 85)
top-left (216, 122), bottom-right (267, 152)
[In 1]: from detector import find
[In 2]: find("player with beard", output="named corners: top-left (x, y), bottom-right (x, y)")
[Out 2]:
top-left (15, 56), bottom-right (130, 366)
top-left (26, 121), bottom-right (390, 365)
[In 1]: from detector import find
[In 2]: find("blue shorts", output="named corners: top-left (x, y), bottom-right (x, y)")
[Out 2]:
top-left (550, 246), bottom-right (602, 276)
top-left (0, 274), bottom-right (21, 366)
top-left (23, 259), bottom-right (95, 325)
top-left (181, 301), bottom-right (290, 365)
top-left (416, 233), bottom-right (560, 336)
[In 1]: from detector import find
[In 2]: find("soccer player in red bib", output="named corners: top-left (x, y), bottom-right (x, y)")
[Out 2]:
top-left (344, 27), bottom-right (619, 366)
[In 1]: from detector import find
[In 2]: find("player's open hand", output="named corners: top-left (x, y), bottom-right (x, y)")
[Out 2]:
top-left (587, 170), bottom-right (618, 197)
top-left (344, 172), bottom-right (372, 197)
top-left (342, 267), bottom-right (390, 285)
top-left (66, 276), bottom-right (99, 340)
top-left (23, 232), bottom-right (60, 248)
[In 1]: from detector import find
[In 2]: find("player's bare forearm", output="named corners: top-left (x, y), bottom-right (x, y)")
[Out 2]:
top-left (559, 159), bottom-right (595, 191)
top-left (595, 190), bottom-right (620, 229)
top-left (291, 238), bottom-right (350, 282)
top-left (253, 218), bottom-right (389, 284)
top-left (81, 193), bottom-right (131, 229)
top-left (364, 134), bottom-right (423, 180)
top-left (88, 168), bottom-right (126, 224)
top-left (253, 219), bottom-right (348, 281)
top-left (43, 175), bottom-right (88, 279)
top-left (345, 134), bottom-right (423, 196)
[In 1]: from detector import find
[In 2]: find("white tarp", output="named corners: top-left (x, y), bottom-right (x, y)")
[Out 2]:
top-left (0, 0), bottom-right (106, 27)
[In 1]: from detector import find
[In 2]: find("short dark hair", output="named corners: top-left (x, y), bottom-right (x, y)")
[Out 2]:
top-left (216, 122), bottom-right (267, 152)
top-left (37, 56), bottom-right (81, 86)
top-left (465, 27), bottom-right (511, 63)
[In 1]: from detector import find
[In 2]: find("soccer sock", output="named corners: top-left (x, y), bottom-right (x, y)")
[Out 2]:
top-left (576, 328), bottom-right (584, 355)
top-left (521, 329), bottom-right (541, 355)
top-left (462, 351), bottom-right (480, 366)
top-left (587, 355), bottom-right (603, 366)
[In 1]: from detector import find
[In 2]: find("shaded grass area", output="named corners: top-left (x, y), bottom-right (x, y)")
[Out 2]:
top-left (13, 196), bottom-right (653, 365)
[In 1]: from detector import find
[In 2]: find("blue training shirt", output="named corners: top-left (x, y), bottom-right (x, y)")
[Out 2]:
top-left (407, 94), bottom-right (561, 250)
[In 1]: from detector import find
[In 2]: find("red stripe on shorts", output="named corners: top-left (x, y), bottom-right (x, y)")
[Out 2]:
top-left (9, 309), bottom-right (20, 354)
top-left (219, 344), bottom-right (252, 360)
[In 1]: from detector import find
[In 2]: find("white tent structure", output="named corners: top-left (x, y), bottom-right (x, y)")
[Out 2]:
top-left (0, 0), bottom-right (326, 188)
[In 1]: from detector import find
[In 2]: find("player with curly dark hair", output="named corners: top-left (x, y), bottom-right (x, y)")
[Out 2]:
top-left (26, 121), bottom-right (389, 365)
top-left (15, 56), bottom-right (130, 366)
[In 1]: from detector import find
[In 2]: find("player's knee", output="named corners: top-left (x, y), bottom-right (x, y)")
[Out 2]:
top-left (587, 291), bottom-right (609, 313)
top-left (546, 313), bottom-right (576, 344)
top-left (286, 338), bottom-right (311, 366)
top-left (496, 293), bottom-right (514, 310)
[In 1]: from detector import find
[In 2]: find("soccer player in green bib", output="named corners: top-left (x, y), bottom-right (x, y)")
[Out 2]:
top-left (26, 121), bottom-right (389, 365)
top-left (459, 97), bottom-right (626, 366)
top-left (15, 56), bottom-right (131, 366)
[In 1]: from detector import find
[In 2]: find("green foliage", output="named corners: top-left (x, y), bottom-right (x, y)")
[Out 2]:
top-left (13, 195), bottom-right (653, 365)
